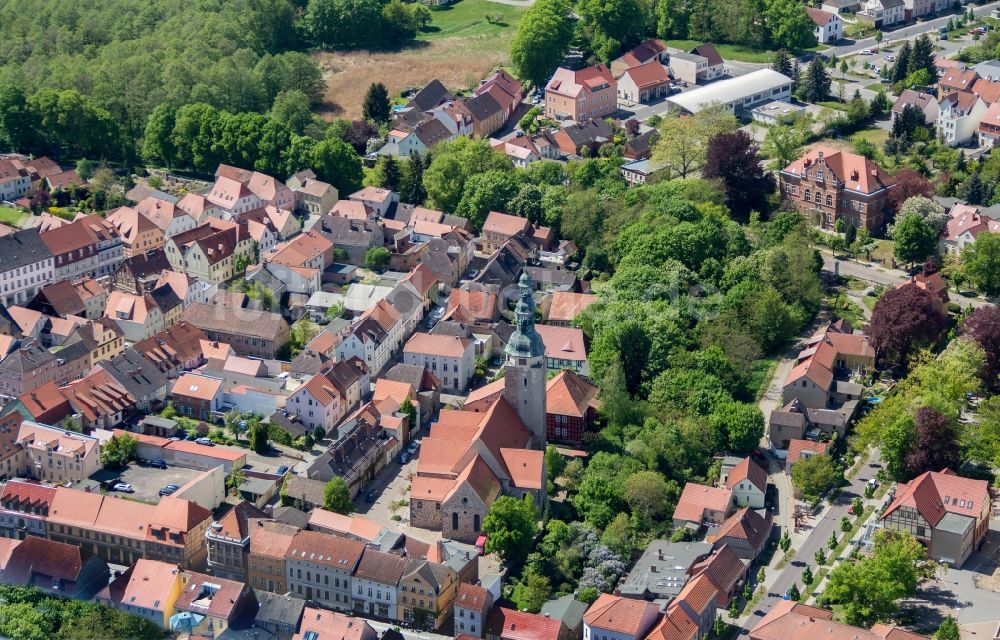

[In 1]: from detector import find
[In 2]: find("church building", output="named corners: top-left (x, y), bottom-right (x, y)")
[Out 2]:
top-left (408, 274), bottom-right (547, 542)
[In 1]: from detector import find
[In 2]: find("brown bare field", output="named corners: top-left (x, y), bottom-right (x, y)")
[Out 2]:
top-left (315, 36), bottom-right (511, 120)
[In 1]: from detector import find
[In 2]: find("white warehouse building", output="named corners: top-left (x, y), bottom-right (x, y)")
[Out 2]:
top-left (666, 69), bottom-right (793, 114)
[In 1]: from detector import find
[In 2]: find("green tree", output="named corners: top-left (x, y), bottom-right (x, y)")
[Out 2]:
top-left (305, 0), bottom-right (384, 49)
top-left (365, 246), bottom-right (391, 271)
top-left (841, 516), bottom-right (852, 532)
top-left (624, 470), bottom-right (676, 523)
top-left (400, 152), bottom-right (427, 204)
top-left (815, 548), bottom-right (827, 565)
top-left (512, 567), bottom-right (552, 613)
top-left (311, 137), bottom-right (363, 194)
top-left (763, 122), bottom-right (806, 169)
top-left (423, 137), bottom-right (511, 213)
top-left (893, 211), bottom-right (937, 266)
top-left (578, 0), bottom-right (647, 62)
top-left (101, 433), bottom-right (137, 470)
top-left (964, 232), bottom-right (1000, 296)
top-left (936, 617), bottom-right (960, 640)
top-left (779, 530), bottom-right (791, 552)
top-left (362, 82), bottom-right (392, 124)
top-left (455, 169), bottom-right (523, 228)
top-left (791, 453), bottom-right (839, 499)
top-left (226, 467), bottom-right (246, 496)
top-left (652, 106), bottom-right (739, 178)
top-left (483, 495), bottom-right (538, 565)
top-left (545, 445), bottom-right (566, 481)
top-left (802, 565), bottom-right (813, 585)
top-left (324, 477), bottom-right (353, 513)
top-left (250, 420), bottom-right (268, 454)
top-left (714, 615), bottom-right (727, 637)
top-left (764, 0), bottom-right (817, 50)
top-left (788, 583), bottom-right (800, 601)
top-left (510, 0), bottom-right (574, 86)
top-left (270, 89), bottom-right (313, 134)
top-left (824, 530), bottom-right (932, 626)
top-left (802, 57), bottom-right (831, 103)
top-left (399, 397), bottom-right (417, 429)
top-left (381, 0), bottom-right (419, 43)
top-left (772, 49), bottom-right (793, 76)
top-left (373, 154), bottom-right (402, 191)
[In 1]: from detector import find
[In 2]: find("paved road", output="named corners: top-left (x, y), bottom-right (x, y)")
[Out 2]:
top-left (824, 2), bottom-right (1000, 57)
top-left (738, 448), bottom-right (883, 639)
top-left (821, 253), bottom-right (991, 308)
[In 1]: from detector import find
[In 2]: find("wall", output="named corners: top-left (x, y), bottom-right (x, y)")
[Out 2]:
top-left (175, 465), bottom-right (227, 511)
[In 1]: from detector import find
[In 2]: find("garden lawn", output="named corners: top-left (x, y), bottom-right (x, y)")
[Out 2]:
top-left (851, 128), bottom-right (888, 146)
top-left (664, 39), bottom-right (787, 63)
top-left (0, 206), bottom-right (25, 227)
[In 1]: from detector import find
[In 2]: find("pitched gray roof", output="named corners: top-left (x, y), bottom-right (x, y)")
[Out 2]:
top-left (0, 229), bottom-right (52, 273)
top-left (97, 347), bottom-right (169, 400)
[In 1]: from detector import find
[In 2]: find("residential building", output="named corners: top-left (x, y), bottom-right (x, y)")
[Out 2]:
top-left (94, 346), bottom-right (169, 412)
top-left (131, 320), bottom-right (210, 378)
top-left (285, 358), bottom-right (369, 433)
top-left (454, 582), bottom-right (493, 637)
top-left (806, 7), bottom-right (842, 43)
top-left (164, 222), bottom-right (248, 284)
top-left (892, 89), bottom-right (940, 125)
top-left (617, 61), bottom-right (670, 105)
top-left (379, 120), bottom-right (454, 158)
top-left (544, 291), bottom-right (598, 326)
top-left (938, 91), bottom-right (989, 146)
top-left (487, 607), bottom-right (572, 640)
top-left (644, 607), bottom-right (698, 640)
top-left (136, 196), bottom-right (198, 239)
top-left (822, 0), bottom-right (861, 12)
top-left (396, 558), bottom-right (459, 629)
top-left (939, 203), bottom-right (1000, 255)
top-left (106, 206), bottom-right (165, 258)
top-left (15, 421), bottom-right (101, 485)
top-left (938, 69), bottom-right (979, 98)
top-left (688, 44), bottom-right (726, 81)
top-left (553, 118), bottom-right (614, 157)
top-left (611, 39), bottom-right (669, 78)
top-left (671, 574), bottom-right (718, 638)
top-left (0, 158), bottom-right (31, 201)
top-left (1, 535), bottom-right (110, 599)
top-left (58, 369), bottom-right (136, 430)
top-left (673, 483), bottom-right (733, 529)
top-left (666, 69), bottom-right (792, 114)
top-left (206, 501), bottom-right (269, 582)
top-left (881, 468), bottom-right (990, 566)
top-left (779, 145), bottom-right (895, 231)
top-left (545, 370), bottom-right (599, 445)
top-left (295, 607), bottom-right (378, 640)
top-left (722, 457), bottom-right (767, 509)
top-left (216, 164), bottom-right (296, 211)
top-left (28, 278), bottom-right (105, 320)
top-left (785, 439), bottom-right (829, 472)
top-left (351, 547), bottom-right (407, 620)
top-left (112, 250), bottom-right (172, 295)
top-left (481, 211), bottom-right (532, 256)
top-left (104, 290), bottom-right (169, 342)
top-left (254, 591), bottom-right (306, 640)
top-left (337, 299), bottom-right (402, 375)
top-left (42, 486), bottom-right (213, 568)
top-left (174, 571), bottom-right (258, 638)
top-left (534, 324), bottom-right (588, 376)
top-left (688, 544), bottom-right (747, 607)
top-left (284, 530), bottom-right (364, 610)
top-left (95, 559), bottom-right (185, 629)
top-left (781, 322), bottom-right (874, 409)
top-left (544, 64), bottom-right (618, 121)
top-left (979, 101), bottom-right (1000, 147)
top-left (0, 478), bottom-right (54, 539)
top-left (583, 594), bottom-right (660, 640)
top-left (181, 301), bottom-right (290, 359)
top-left (288, 170), bottom-right (339, 217)
top-left (861, 0), bottom-right (905, 26)
top-left (40, 215), bottom-right (123, 281)
top-left (667, 52), bottom-right (713, 86)
top-left (171, 373), bottom-right (224, 420)
top-left (618, 540), bottom-right (712, 602)
top-left (713, 508), bottom-right (773, 560)
top-left (749, 601), bottom-right (927, 640)
top-left (248, 519), bottom-right (299, 594)
top-left (402, 332), bottom-right (475, 393)
top-left (0, 229), bottom-right (55, 307)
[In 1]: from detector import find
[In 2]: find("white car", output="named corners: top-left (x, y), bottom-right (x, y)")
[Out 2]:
top-left (885, 54), bottom-right (895, 61)
top-left (859, 49), bottom-right (874, 55)
top-left (112, 482), bottom-right (134, 493)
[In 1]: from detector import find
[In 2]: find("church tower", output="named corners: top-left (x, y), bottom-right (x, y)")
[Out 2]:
top-left (503, 273), bottom-right (547, 450)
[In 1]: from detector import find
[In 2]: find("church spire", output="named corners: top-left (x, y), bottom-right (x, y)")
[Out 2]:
top-left (505, 273), bottom-right (545, 359)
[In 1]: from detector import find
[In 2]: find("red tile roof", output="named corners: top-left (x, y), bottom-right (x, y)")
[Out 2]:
top-left (786, 439), bottom-right (828, 464)
top-left (623, 61), bottom-right (670, 88)
top-left (646, 607), bottom-right (698, 640)
top-left (534, 324), bottom-right (587, 362)
top-left (403, 332), bottom-right (472, 359)
top-left (546, 370), bottom-right (599, 418)
top-left (175, 571), bottom-right (249, 621)
top-left (584, 593), bottom-right (659, 636)
top-left (806, 7), bottom-right (836, 25)
top-left (547, 292), bottom-right (598, 323)
top-left (674, 483), bottom-right (732, 523)
top-left (488, 607), bottom-right (564, 640)
top-left (482, 211), bottom-right (532, 237)
top-left (455, 582), bottom-right (490, 610)
top-left (674, 572), bottom-right (718, 613)
top-left (715, 508), bottom-right (772, 552)
top-left (726, 457), bottom-right (768, 493)
top-left (782, 145), bottom-right (893, 195)
top-left (882, 469), bottom-right (988, 527)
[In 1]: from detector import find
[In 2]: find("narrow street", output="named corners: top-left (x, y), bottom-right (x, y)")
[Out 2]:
top-left (821, 253), bottom-right (990, 308)
top-left (737, 448), bottom-right (883, 639)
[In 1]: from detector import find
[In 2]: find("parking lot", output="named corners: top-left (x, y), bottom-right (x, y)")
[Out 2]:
top-left (353, 443), bottom-right (441, 544)
top-left (111, 463), bottom-right (206, 503)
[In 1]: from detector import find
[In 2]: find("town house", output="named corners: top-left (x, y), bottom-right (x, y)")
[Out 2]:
top-left (284, 530), bottom-right (364, 611)
top-left (0, 229), bottom-right (55, 307)
top-left (545, 64), bottom-right (618, 121)
top-left (352, 547), bottom-right (407, 620)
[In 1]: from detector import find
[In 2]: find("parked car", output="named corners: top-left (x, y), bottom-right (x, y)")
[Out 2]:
top-left (884, 54), bottom-right (895, 61)
top-left (159, 484), bottom-right (180, 497)
top-left (149, 459), bottom-right (167, 469)
top-left (276, 465), bottom-right (289, 475)
top-left (195, 437), bottom-right (214, 446)
top-left (365, 490), bottom-right (377, 503)
top-left (112, 482), bottom-right (134, 493)
top-left (407, 440), bottom-right (419, 455)
top-left (398, 452), bottom-right (411, 465)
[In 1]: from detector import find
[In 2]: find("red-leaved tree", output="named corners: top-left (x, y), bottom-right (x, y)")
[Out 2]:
top-left (905, 406), bottom-right (960, 477)
top-left (961, 306), bottom-right (1000, 391)
top-left (866, 284), bottom-right (946, 365)
top-left (703, 130), bottom-right (775, 222)
top-left (888, 168), bottom-right (933, 213)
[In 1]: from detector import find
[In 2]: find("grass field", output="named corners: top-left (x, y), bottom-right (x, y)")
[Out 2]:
top-left (0, 206), bottom-right (25, 227)
top-left (317, 0), bottom-right (524, 120)
top-left (851, 128), bottom-right (888, 146)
